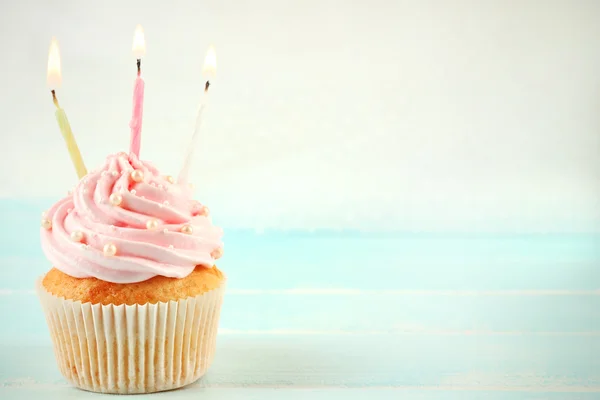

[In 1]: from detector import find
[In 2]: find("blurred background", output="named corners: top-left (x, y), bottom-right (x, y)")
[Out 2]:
top-left (1, 0), bottom-right (599, 233)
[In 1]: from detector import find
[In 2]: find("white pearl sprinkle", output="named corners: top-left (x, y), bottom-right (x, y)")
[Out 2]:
top-left (109, 193), bottom-right (123, 206)
top-left (102, 171), bottom-right (108, 177)
top-left (80, 244), bottom-right (87, 249)
top-left (158, 203), bottom-right (163, 208)
top-left (168, 245), bottom-right (174, 249)
top-left (163, 201), bottom-right (170, 206)
top-left (110, 225), bottom-right (116, 231)
top-left (82, 189), bottom-right (88, 194)
top-left (163, 228), bottom-right (169, 233)
top-left (181, 224), bottom-right (193, 234)
top-left (131, 189), bottom-right (137, 195)
top-left (103, 243), bottom-right (117, 256)
top-left (131, 169), bottom-right (144, 182)
top-left (111, 171), bottom-right (118, 177)
top-left (70, 231), bottom-right (83, 242)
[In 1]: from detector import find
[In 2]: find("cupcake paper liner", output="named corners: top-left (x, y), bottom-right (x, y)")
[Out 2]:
top-left (36, 278), bottom-right (225, 394)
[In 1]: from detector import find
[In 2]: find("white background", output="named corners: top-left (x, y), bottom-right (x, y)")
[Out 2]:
top-left (1, 0), bottom-right (599, 232)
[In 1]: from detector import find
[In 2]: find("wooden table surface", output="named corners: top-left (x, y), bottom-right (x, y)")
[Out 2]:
top-left (0, 201), bottom-right (598, 399)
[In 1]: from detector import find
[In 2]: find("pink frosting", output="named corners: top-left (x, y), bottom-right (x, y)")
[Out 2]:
top-left (40, 152), bottom-right (224, 283)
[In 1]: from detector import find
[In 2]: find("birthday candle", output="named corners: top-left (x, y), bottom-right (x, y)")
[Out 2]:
top-left (129, 24), bottom-right (146, 157)
top-left (177, 46), bottom-right (217, 184)
top-left (47, 38), bottom-right (87, 179)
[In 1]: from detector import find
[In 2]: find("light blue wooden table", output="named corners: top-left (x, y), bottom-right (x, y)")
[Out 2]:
top-left (0, 200), bottom-right (599, 399)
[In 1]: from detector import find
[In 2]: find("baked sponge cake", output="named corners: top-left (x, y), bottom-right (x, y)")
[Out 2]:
top-left (37, 152), bottom-right (225, 394)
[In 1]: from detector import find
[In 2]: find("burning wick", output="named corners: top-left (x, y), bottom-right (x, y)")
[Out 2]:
top-left (51, 89), bottom-right (59, 108)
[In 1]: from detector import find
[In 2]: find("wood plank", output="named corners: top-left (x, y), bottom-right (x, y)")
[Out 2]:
top-left (0, 335), bottom-right (598, 391)
top-left (1, 387), bottom-right (599, 400)
top-left (1, 292), bottom-right (598, 341)
top-left (1, 230), bottom-right (599, 291)
top-left (3, 254), bottom-right (598, 293)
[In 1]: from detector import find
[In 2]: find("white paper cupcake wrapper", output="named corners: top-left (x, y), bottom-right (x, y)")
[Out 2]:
top-left (36, 277), bottom-right (225, 394)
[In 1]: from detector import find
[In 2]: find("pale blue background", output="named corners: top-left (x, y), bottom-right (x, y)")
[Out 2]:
top-left (1, 0), bottom-right (600, 399)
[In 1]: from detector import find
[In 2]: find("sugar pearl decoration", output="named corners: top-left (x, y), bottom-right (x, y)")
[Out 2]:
top-left (130, 169), bottom-right (144, 182)
top-left (181, 224), bottom-right (194, 234)
top-left (163, 228), bottom-right (169, 234)
top-left (168, 244), bottom-right (174, 249)
top-left (211, 248), bottom-right (223, 259)
top-left (103, 243), bottom-right (117, 257)
top-left (41, 219), bottom-right (52, 230)
top-left (109, 193), bottom-right (123, 206)
top-left (165, 175), bottom-right (175, 184)
top-left (70, 231), bottom-right (84, 242)
top-left (199, 206), bottom-right (210, 216)
top-left (111, 170), bottom-right (118, 177)
top-left (146, 219), bottom-right (159, 230)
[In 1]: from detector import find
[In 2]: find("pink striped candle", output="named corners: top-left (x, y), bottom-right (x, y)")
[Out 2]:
top-left (129, 25), bottom-right (146, 157)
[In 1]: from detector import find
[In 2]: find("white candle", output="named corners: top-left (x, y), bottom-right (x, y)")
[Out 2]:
top-left (177, 46), bottom-right (217, 184)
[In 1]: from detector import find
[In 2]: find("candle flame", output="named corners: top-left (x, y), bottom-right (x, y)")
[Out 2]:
top-left (132, 24), bottom-right (146, 58)
top-left (47, 37), bottom-right (62, 90)
top-left (203, 45), bottom-right (217, 78)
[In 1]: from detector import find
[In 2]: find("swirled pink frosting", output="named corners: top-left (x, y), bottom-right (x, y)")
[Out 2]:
top-left (40, 152), bottom-right (224, 283)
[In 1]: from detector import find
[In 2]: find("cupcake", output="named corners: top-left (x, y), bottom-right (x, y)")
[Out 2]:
top-left (37, 152), bottom-right (225, 394)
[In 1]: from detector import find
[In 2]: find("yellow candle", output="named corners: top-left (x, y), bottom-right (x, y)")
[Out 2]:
top-left (54, 101), bottom-right (87, 178)
top-left (47, 37), bottom-right (87, 178)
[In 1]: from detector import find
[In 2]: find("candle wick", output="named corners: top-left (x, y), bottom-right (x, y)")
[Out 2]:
top-left (204, 80), bottom-right (210, 92)
top-left (51, 90), bottom-right (60, 108)
top-left (137, 59), bottom-right (141, 76)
